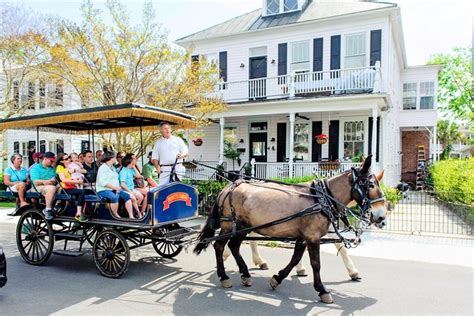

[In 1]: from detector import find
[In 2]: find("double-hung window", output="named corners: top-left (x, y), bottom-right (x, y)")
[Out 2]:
top-left (266, 0), bottom-right (280, 15)
top-left (291, 41), bottom-right (310, 81)
top-left (284, 0), bottom-right (298, 12)
top-left (420, 82), bottom-right (435, 109)
top-left (293, 123), bottom-right (310, 161)
top-left (343, 121), bottom-right (365, 159)
top-left (403, 83), bottom-right (417, 110)
top-left (344, 33), bottom-right (366, 68)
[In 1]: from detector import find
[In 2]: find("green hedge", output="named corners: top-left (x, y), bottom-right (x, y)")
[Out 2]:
top-left (430, 158), bottom-right (474, 205)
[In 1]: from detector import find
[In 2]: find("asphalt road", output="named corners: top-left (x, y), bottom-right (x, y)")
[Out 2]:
top-left (0, 222), bottom-right (472, 315)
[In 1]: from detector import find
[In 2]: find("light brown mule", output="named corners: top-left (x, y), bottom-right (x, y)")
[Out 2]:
top-left (194, 156), bottom-right (386, 304)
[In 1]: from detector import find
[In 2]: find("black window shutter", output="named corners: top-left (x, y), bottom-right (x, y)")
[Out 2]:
top-left (312, 121), bottom-right (323, 162)
top-left (313, 38), bottom-right (323, 72)
top-left (328, 120), bottom-right (339, 160)
top-left (278, 43), bottom-right (287, 76)
top-left (277, 123), bottom-right (287, 162)
top-left (191, 55), bottom-right (199, 74)
top-left (219, 51), bottom-right (227, 82)
top-left (368, 117), bottom-right (381, 162)
top-left (330, 35), bottom-right (341, 70)
top-left (370, 29), bottom-right (382, 66)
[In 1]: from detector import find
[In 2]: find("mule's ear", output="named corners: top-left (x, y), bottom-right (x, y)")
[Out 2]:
top-left (376, 169), bottom-right (384, 182)
top-left (362, 154), bottom-right (373, 173)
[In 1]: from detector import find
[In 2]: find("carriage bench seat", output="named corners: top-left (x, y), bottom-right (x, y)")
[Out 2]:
top-left (55, 193), bottom-right (71, 201)
top-left (26, 192), bottom-right (42, 199)
top-left (85, 195), bottom-right (102, 203)
top-left (0, 191), bottom-right (16, 200)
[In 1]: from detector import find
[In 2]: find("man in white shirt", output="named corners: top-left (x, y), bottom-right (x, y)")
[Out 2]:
top-left (152, 122), bottom-right (189, 187)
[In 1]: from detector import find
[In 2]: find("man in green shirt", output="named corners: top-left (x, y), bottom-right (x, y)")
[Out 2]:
top-left (142, 151), bottom-right (159, 187)
top-left (29, 152), bottom-right (58, 220)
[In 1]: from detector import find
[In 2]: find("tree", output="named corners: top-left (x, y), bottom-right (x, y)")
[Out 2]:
top-left (437, 119), bottom-right (462, 159)
top-left (428, 47), bottom-right (473, 120)
top-left (42, 0), bottom-right (225, 156)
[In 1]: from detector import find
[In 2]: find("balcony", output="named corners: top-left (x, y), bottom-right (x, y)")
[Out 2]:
top-left (213, 63), bottom-right (382, 103)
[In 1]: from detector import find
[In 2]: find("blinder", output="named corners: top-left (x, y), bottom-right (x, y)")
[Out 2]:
top-left (350, 167), bottom-right (386, 218)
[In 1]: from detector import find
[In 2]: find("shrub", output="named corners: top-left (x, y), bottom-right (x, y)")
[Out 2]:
top-left (430, 158), bottom-right (474, 205)
top-left (380, 183), bottom-right (403, 206)
top-left (274, 175), bottom-right (315, 184)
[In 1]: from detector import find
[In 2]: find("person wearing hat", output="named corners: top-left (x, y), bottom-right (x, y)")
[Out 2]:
top-left (151, 122), bottom-right (188, 187)
top-left (28, 152), bottom-right (43, 171)
top-left (142, 151), bottom-right (159, 187)
top-left (29, 152), bottom-right (58, 220)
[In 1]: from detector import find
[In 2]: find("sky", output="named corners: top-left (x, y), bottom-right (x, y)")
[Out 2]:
top-left (2, 0), bottom-right (472, 66)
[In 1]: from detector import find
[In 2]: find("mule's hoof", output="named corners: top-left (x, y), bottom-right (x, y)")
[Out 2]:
top-left (350, 272), bottom-right (362, 282)
top-left (296, 268), bottom-right (307, 277)
top-left (221, 279), bottom-right (233, 288)
top-left (270, 277), bottom-right (279, 290)
top-left (241, 277), bottom-right (252, 287)
top-left (259, 262), bottom-right (269, 270)
top-left (319, 293), bottom-right (334, 304)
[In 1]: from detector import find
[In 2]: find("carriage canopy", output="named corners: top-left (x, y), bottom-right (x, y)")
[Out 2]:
top-left (0, 103), bottom-right (196, 133)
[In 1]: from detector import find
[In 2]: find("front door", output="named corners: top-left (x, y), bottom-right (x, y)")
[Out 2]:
top-left (249, 56), bottom-right (267, 99)
top-left (249, 132), bottom-right (267, 162)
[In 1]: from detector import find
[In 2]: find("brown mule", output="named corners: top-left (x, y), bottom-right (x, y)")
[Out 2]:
top-left (194, 155), bottom-right (387, 304)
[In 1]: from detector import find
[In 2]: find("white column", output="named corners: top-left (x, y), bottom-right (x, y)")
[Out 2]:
top-left (371, 107), bottom-right (378, 169)
top-left (219, 117), bottom-right (225, 165)
top-left (288, 112), bottom-right (295, 178)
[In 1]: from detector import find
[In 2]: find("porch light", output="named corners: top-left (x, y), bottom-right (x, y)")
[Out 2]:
top-left (240, 63), bottom-right (245, 68)
top-left (270, 137), bottom-right (275, 142)
top-left (271, 59), bottom-right (276, 64)
top-left (239, 138), bottom-right (244, 143)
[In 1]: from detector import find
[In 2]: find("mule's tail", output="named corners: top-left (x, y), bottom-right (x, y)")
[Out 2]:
top-left (194, 202), bottom-right (220, 255)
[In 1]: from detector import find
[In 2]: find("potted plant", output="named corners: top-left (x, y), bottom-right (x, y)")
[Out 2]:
top-left (192, 138), bottom-right (203, 146)
top-left (224, 138), bottom-right (242, 181)
top-left (315, 134), bottom-right (328, 145)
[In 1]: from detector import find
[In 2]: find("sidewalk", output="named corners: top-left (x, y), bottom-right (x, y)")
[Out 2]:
top-left (1, 207), bottom-right (472, 268)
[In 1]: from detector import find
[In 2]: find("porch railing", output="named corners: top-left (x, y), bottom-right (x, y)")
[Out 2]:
top-left (184, 161), bottom-right (227, 181)
top-left (213, 62), bottom-right (382, 103)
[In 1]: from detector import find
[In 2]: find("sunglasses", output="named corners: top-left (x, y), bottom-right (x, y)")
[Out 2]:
top-left (62, 157), bottom-right (71, 161)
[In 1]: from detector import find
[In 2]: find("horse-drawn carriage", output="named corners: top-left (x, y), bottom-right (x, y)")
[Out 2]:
top-left (0, 103), bottom-right (200, 278)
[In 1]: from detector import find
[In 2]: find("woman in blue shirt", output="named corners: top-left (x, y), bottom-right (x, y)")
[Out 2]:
top-left (3, 154), bottom-right (29, 207)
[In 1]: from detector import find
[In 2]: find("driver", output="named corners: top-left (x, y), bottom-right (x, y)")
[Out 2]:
top-left (151, 121), bottom-right (188, 187)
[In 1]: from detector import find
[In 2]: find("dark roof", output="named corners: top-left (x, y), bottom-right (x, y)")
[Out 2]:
top-left (176, 1), bottom-right (396, 43)
top-left (0, 103), bottom-right (196, 133)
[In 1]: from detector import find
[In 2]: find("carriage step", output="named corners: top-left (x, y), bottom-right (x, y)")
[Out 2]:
top-left (55, 232), bottom-right (85, 241)
top-left (53, 250), bottom-right (85, 257)
top-left (166, 225), bottom-right (201, 240)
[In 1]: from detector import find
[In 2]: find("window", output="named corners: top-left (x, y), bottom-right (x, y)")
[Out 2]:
top-left (290, 41), bottom-right (310, 72)
top-left (403, 83), bottom-right (417, 110)
top-left (20, 83), bottom-right (29, 108)
top-left (344, 33), bottom-right (366, 68)
top-left (49, 139), bottom-right (64, 155)
top-left (39, 80), bottom-right (46, 109)
top-left (343, 121), bottom-right (365, 159)
top-left (81, 140), bottom-right (90, 153)
top-left (55, 84), bottom-right (63, 106)
top-left (420, 82), bottom-right (435, 109)
top-left (13, 141), bottom-right (19, 154)
top-left (27, 81), bottom-right (35, 110)
top-left (267, 0), bottom-right (279, 15)
top-left (202, 53), bottom-right (218, 66)
top-left (250, 122), bottom-right (267, 132)
top-left (224, 125), bottom-right (238, 143)
top-left (21, 142), bottom-right (29, 157)
top-left (294, 123), bottom-right (309, 161)
top-left (13, 81), bottom-right (19, 108)
top-left (284, 0), bottom-right (298, 12)
top-left (40, 140), bottom-right (46, 153)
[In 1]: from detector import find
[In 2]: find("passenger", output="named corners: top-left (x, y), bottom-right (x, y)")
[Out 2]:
top-left (142, 151), bottom-right (159, 187)
top-left (114, 152), bottom-right (125, 172)
top-left (96, 151), bottom-right (134, 219)
top-left (3, 154), bottom-right (29, 207)
top-left (152, 121), bottom-right (189, 187)
top-left (68, 153), bottom-right (86, 189)
top-left (119, 154), bottom-right (147, 218)
top-left (56, 153), bottom-right (88, 222)
top-left (78, 153), bottom-right (85, 164)
top-left (95, 150), bottom-right (104, 168)
top-left (82, 150), bottom-right (98, 188)
top-left (28, 152), bottom-right (43, 171)
top-left (29, 152), bottom-right (58, 220)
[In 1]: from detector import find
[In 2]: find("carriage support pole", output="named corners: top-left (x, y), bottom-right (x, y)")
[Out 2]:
top-left (36, 127), bottom-right (39, 154)
top-left (139, 126), bottom-right (144, 168)
top-left (91, 129), bottom-right (95, 162)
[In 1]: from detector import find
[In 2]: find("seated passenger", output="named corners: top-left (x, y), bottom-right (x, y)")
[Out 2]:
top-left (28, 152), bottom-right (43, 171)
top-left (82, 150), bottom-right (98, 188)
top-left (119, 154), bottom-right (147, 218)
top-left (29, 152), bottom-right (58, 220)
top-left (96, 151), bottom-right (134, 219)
top-left (114, 151), bottom-right (125, 172)
top-left (142, 151), bottom-right (158, 188)
top-left (3, 154), bottom-right (29, 207)
top-left (68, 153), bottom-right (86, 189)
top-left (56, 153), bottom-right (88, 222)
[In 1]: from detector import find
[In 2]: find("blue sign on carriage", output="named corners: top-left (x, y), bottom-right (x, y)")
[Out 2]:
top-left (152, 183), bottom-right (198, 224)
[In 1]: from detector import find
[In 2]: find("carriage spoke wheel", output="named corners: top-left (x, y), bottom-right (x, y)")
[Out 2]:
top-left (152, 226), bottom-right (183, 259)
top-left (16, 209), bottom-right (54, 265)
top-left (93, 229), bottom-right (130, 278)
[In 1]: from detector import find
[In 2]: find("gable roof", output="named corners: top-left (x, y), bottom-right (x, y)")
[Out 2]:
top-left (176, 0), bottom-right (397, 44)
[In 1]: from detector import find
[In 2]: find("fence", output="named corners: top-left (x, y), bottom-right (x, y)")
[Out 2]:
top-left (253, 162), bottom-right (361, 180)
top-left (378, 191), bottom-right (473, 236)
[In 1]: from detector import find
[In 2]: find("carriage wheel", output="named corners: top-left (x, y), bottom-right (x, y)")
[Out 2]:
top-left (16, 209), bottom-right (54, 265)
top-left (152, 226), bottom-right (183, 259)
top-left (93, 229), bottom-right (130, 278)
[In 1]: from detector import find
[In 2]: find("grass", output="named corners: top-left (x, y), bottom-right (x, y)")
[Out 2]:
top-left (0, 201), bottom-right (16, 208)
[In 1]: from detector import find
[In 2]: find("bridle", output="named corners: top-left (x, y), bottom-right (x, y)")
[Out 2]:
top-left (350, 167), bottom-right (386, 220)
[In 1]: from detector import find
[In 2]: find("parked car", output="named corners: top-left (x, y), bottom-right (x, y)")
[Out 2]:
top-left (0, 245), bottom-right (7, 288)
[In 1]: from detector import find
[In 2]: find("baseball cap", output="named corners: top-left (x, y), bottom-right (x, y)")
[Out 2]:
top-left (148, 151), bottom-right (153, 157)
top-left (32, 152), bottom-right (43, 160)
top-left (43, 152), bottom-right (56, 161)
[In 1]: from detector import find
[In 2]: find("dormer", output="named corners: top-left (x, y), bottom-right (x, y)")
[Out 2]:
top-left (262, 0), bottom-right (308, 17)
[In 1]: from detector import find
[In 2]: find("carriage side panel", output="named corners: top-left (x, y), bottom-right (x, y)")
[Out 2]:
top-left (152, 183), bottom-right (198, 225)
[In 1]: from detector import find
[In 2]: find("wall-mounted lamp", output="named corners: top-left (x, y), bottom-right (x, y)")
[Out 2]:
top-left (240, 63), bottom-right (245, 68)
top-left (270, 137), bottom-right (275, 142)
top-left (239, 138), bottom-right (244, 143)
top-left (271, 59), bottom-right (276, 64)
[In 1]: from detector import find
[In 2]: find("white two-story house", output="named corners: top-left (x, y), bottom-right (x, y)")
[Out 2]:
top-left (177, 0), bottom-right (440, 186)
